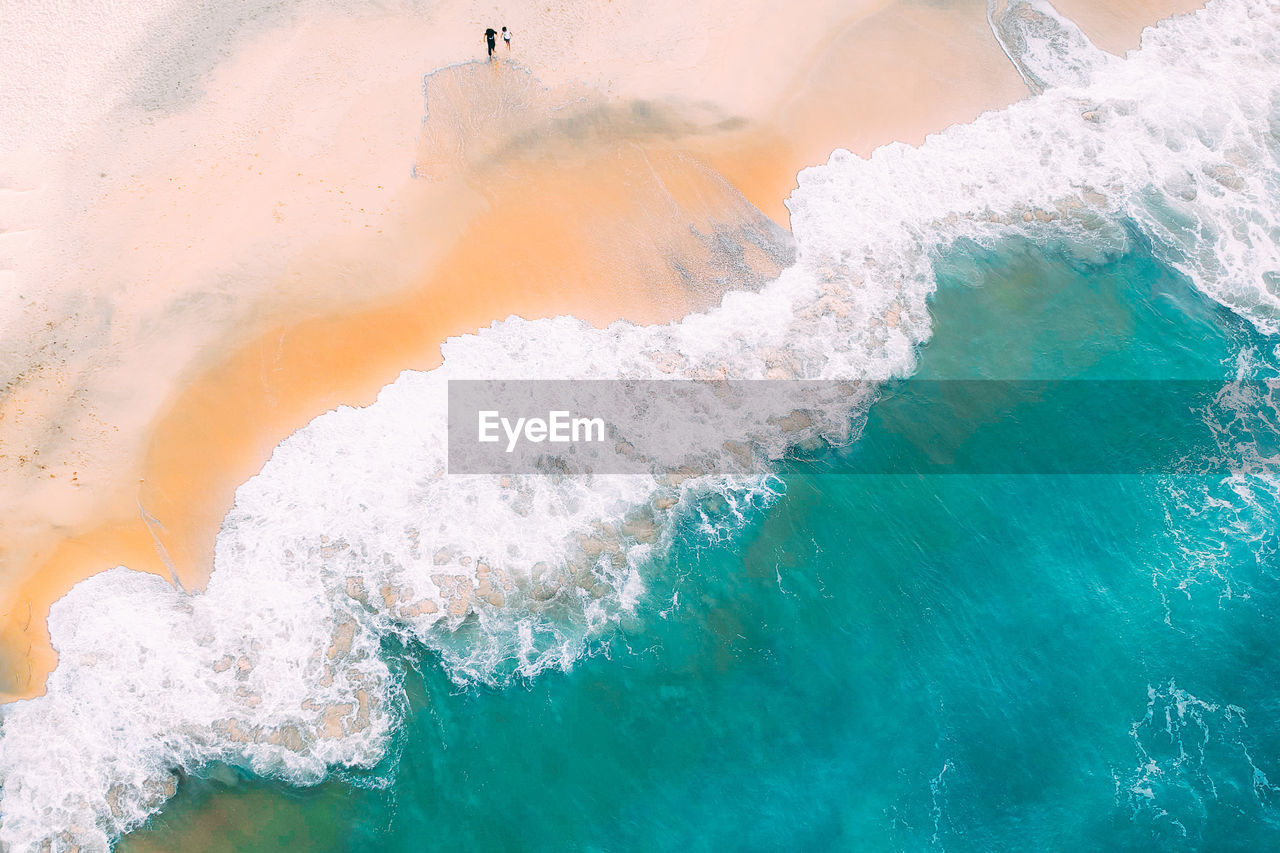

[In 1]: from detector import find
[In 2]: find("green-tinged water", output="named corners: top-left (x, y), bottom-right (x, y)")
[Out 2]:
top-left (120, 235), bottom-right (1280, 851)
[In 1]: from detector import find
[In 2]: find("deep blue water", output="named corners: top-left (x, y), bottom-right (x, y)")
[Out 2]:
top-left (122, 234), bottom-right (1280, 851)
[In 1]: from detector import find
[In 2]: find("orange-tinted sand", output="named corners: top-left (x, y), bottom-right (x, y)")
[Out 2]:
top-left (0, 0), bottom-right (1209, 701)
top-left (0, 136), bottom-right (789, 699)
top-left (1053, 0), bottom-right (1211, 52)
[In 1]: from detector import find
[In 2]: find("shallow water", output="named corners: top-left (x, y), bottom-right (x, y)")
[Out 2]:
top-left (118, 235), bottom-right (1280, 851)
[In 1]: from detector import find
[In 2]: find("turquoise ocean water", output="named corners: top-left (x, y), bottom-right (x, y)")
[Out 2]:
top-left (120, 233), bottom-right (1280, 850)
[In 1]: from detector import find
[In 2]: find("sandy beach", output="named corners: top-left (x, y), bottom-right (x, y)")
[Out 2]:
top-left (0, 0), bottom-right (1207, 702)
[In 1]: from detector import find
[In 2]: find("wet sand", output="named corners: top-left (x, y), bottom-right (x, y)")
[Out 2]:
top-left (0, 107), bottom-right (795, 698)
top-left (0, 0), bottom-right (1208, 700)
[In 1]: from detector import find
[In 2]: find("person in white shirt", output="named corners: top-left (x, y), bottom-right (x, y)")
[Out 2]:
top-left (502, 26), bottom-right (512, 52)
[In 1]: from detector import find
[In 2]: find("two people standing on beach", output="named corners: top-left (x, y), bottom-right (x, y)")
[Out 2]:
top-left (484, 26), bottom-right (512, 59)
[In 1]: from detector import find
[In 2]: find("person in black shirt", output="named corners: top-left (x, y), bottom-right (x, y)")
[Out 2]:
top-left (484, 27), bottom-right (497, 59)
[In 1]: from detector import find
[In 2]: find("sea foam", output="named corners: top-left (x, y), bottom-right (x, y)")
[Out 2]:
top-left (2, 1), bottom-right (1279, 849)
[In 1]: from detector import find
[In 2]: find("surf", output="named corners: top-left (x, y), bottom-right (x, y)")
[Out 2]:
top-left (2, 0), bottom-right (1279, 849)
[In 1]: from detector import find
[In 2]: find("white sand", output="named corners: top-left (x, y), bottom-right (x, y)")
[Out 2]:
top-left (0, 0), bottom-right (1207, 698)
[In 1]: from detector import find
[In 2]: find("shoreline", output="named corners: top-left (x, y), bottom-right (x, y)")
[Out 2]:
top-left (0, 0), bottom-right (1208, 701)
